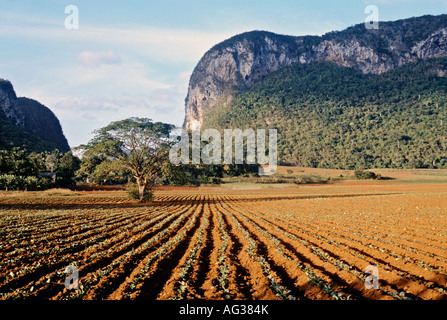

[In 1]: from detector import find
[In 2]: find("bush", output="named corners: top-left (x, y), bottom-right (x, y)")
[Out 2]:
top-left (208, 177), bottom-right (222, 184)
top-left (293, 174), bottom-right (329, 184)
top-left (0, 174), bottom-right (50, 191)
top-left (0, 175), bottom-right (11, 190)
top-left (0, 175), bottom-right (24, 190)
top-left (354, 170), bottom-right (380, 180)
top-left (24, 176), bottom-right (40, 191)
top-left (126, 183), bottom-right (154, 203)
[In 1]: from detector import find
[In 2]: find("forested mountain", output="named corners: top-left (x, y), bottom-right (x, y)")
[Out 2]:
top-left (184, 14), bottom-right (447, 131)
top-left (184, 14), bottom-right (447, 169)
top-left (0, 79), bottom-right (70, 152)
top-left (202, 57), bottom-right (447, 169)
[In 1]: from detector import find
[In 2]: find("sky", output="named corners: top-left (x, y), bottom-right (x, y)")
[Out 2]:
top-left (1, 0), bottom-right (446, 148)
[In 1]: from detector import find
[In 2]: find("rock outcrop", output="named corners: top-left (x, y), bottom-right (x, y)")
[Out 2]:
top-left (0, 79), bottom-right (25, 126)
top-left (0, 79), bottom-right (70, 152)
top-left (183, 14), bottom-right (447, 131)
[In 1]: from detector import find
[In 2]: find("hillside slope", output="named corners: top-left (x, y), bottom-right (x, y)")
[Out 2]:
top-left (202, 57), bottom-right (447, 169)
top-left (0, 79), bottom-right (70, 152)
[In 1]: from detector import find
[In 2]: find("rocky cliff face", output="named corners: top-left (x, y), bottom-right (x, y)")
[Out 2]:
top-left (183, 32), bottom-right (306, 131)
top-left (183, 14), bottom-right (447, 131)
top-left (0, 80), bottom-right (25, 127)
top-left (0, 79), bottom-right (70, 152)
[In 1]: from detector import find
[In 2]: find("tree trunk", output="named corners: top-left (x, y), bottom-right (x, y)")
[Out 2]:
top-left (138, 183), bottom-right (146, 202)
top-left (135, 177), bottom-right (146, 203)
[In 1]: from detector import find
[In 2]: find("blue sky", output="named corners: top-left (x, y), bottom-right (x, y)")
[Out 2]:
top-left (1, 0), bottom-right (446, 147)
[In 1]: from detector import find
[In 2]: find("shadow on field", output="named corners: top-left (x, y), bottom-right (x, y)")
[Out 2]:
top-left (155, 192), bottom-right (401, 206)
top-left (0, 192), bottom-right (401, 211)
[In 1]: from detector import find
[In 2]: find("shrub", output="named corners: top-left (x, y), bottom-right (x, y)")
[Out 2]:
top-left (0, 175), bottom-right (9, 190)
top-left (126, 183), bottom-right (154, 203)
top-left (0, 174), bottom-right (50, 191)
top-left (0, 175), bottom-right (23, 191)
top-left (294, 174), bottom-right (329, 184)
top-left (24, 176), bottom-right (40, 191)
top-left (354, 170), bottom-right (380, 180)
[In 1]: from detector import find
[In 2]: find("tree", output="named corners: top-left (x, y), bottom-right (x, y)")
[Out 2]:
top-left (0, 147), bottom-right (37, 176)
top-left (45, 150), bottom-right (62, 172)
top-left (159, 162), bottom-right (189, 186)
top-left (86, 118), bottom-right (175, 202)
top-left (75, 152), bottom-right (107, 183)
top-left (0, 148), bottom-right (50, 191)
top-left (54, 151), bottom-right (81, 189)
top-left (90, 160), bottom-right (131, 185)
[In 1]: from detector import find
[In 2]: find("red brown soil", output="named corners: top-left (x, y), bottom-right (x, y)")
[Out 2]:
top-left (0, 182), bottom-right (446, 300)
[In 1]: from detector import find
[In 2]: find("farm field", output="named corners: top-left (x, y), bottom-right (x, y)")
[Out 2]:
top-left (0, 179), bottom-right (446, 300)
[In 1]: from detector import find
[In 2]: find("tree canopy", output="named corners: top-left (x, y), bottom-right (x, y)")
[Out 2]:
top-left (0, 147), bottom-right (80, 191)
top-left (84, 117), bottom-right (175, 202)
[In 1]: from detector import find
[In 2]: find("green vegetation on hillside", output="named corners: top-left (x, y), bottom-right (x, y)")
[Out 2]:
top-left (203, 58), bottom-right (447, 169)
top-left (18, 97), bottom-right (70, 152)
top-left (0, 79), bottom-right (70, 153)
top-left (0, 117), bottom-right (59, 153)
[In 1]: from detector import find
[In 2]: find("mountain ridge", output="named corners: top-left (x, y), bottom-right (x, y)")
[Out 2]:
top-left (183, 14), bottom-right (447, 131)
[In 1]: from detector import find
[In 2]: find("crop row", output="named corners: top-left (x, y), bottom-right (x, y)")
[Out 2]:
top-left (1, 190), bottom-right (446, 300)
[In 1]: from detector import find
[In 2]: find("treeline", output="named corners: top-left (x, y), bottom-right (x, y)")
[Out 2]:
top-left (0, 146), bottom-right (260, 191)
top-left (0, 148), bottom-right (80, 191)
top-left (76, 150), bottom-right (260, 187)
top-left (203, 57), bottom-right (447, 169)
top-left (0, 148), bottom-right (261, 192)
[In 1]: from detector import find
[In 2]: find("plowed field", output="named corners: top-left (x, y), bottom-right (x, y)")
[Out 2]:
top-left (0, 182), bottom-right (446, 300)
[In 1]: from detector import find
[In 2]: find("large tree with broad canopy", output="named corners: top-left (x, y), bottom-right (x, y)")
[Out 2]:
top-left (86, 117), bottom-right (175, 202)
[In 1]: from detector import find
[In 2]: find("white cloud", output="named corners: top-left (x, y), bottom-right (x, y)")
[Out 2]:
top-left (52, 94), bottom-right (186, 147)
top-left (54, 96), bottom-right (122, 112)
top-left (0, 24), bottom-right (232, 64)
top-left (77, 50), bottom-right (122, 68)
top-left (149, 71), bottom-right (191, 104)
